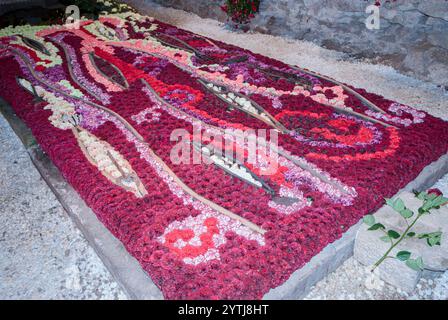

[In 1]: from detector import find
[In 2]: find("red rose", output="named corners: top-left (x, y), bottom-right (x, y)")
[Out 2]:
top-left (427, 188), bottom-right (443, 197)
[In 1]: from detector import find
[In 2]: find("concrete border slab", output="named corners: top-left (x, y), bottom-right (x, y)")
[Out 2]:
top-left (1, 97), bottom-right (447, 300)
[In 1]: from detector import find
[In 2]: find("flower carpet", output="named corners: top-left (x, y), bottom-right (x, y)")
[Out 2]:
top-left (0, 13), bottom-right (447, 299)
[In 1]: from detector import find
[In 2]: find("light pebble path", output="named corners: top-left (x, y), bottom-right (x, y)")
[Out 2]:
top-left (0, 115), bottom-right (127, 299)
top-left (0, 3), bottom-right (447, 299)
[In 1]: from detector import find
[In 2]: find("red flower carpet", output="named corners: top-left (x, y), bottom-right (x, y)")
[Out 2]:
top-left (0, 14), bottom-right (447, 299)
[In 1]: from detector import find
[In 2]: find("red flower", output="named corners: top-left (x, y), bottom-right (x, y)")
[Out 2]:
top-left (427, 188), bottom-right (443, 197)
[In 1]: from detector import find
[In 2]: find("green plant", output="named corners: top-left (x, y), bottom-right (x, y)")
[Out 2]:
top-left (363, 190), bottom-right (447, 272)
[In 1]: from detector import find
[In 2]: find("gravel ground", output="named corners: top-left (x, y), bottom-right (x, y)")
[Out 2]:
top-left (0, 2), bottom-right (447, 299)
top-left (305, 258), bottom-right (448, 300)
top-left (0, 115), bottom-right (127, 300)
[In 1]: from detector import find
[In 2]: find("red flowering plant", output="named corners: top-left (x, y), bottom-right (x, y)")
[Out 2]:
top-left (221, 0), bottom-right (261, 26)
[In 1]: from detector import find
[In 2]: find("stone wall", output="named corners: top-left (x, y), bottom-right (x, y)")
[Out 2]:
top-left (144, 0), bottom-right (448, 87)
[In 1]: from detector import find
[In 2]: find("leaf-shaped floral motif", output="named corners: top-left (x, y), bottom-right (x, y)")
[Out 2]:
top-left (192, 140), bottom-right (275, 196)
top-left (198, 79), bottom-right (288, 133)
top-left (73, 127), bottom-right (147, 198)
top-left (16, 77), bottom-right (42, 102)
top-left (21, 36), bottom-right (50, 56)
top-left (254, 65), bottom-right (313, 90)
top-left (89, 53), bottom-right (129, 89)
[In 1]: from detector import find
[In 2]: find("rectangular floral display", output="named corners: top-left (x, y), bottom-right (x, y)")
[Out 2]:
top-left (0, 13), bottom-right (447, 299)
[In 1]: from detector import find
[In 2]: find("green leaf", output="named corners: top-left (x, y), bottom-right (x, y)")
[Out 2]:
top-left (416, 257), bottom-right (424, 269)
top-left (380, 236), bottom-right (391, 242)
top-left (421, 200), bottom-right (435, 212)
top-left (432, 196), bottom-right (448, 208)
top-left (396, 251), bottom-right (411, 261)
top-left (400, 208), bottom-right (414, 219)
top-left (428, 237), bottom-right (439, 247)
top-left (416, 191), bottom-right (427, 201)
top-left (387, 198), bottom-right (406, 212)
top-left (385, 198), bottom-right (394, 207)
top-left (394, 198), bottom-right (405, 212)
top-left (420, 231), bottom-right (442, 247)
top-left (441, 197), bottom-right (448, 205)
top-left (427, 193), bottom-right (438, 201)
top-left (406, 258), bottom-right (424, 271)
top-left (418, 231), bottom-right (442, 245)
top-left (432, 232), bottom-right (442, 246)
top-left (406, 259), bottom-right (419, 271)
top-left (388, 230), bottom-right (400, 239)
top-left (407, 232), bottom-right (416, 237)
top-left (368, 223), bottom-right (386, 231)
top-left (363, 214), bottom-right (375, 227)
